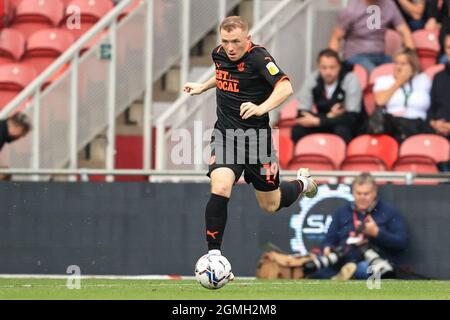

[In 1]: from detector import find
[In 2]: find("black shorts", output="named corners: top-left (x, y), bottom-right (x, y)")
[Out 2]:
top-left (206, 128), bottom-right (280, 192)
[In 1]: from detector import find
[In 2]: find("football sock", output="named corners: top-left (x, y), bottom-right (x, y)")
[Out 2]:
top-left (205, 193), bottom-right (229, 251)
top-left (277, 180), bottom-right (304, 211)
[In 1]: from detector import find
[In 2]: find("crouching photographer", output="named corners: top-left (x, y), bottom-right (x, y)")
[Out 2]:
top-left (305, 172), bottom-right (408, 280)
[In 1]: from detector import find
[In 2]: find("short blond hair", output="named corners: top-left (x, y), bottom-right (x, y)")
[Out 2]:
top-left (220, 16), bottom-right (249, 33)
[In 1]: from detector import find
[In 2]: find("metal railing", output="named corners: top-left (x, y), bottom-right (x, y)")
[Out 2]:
top-left (0, 0), bottom-right (243, 181)
top-left (155, 0), bottom-right (317, 171)
top-left (0, 168), bottom-right (448, 185)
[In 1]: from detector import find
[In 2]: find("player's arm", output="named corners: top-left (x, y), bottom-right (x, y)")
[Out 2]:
top-left (183, 76), bottom-right (216, 96)
top-left (240, 79), bottom-right (293, 120)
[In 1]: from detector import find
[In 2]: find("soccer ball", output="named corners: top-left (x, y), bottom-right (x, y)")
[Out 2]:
top-left (194, 254), bottom-right (232, 289)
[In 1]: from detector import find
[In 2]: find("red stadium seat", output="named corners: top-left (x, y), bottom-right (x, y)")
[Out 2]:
top-left (10, 0), bottom-right (65, 39)
top-left (364, 63), bottom-right (395, 115)
top-left (0, 63), bottom-right (37, 109)
top-left (412, 30), bottom-right (441, 71)
top-left (369, 63), bottom-right (395, 85)
top-left (353, 63), bottom-right (368, 91)
top-left (288, 134), bottom-right (346, 171)
top-left (393, 134), bottom-right (449, 174)
top-left (384, 29), bottom-right (403, 57)
top-left (272, 130), bottom-right (294, 169)
top-left (115, 135), bottom-right (147, 181)
top-left (22, 28), bottom-right (74, 74)
top-left (277, 99), bottom-right (299, 128)
top-left (0, 29), bottom-right (26, 61)
top-left (424, 64), bottom-right (445, 80)
top-left (64, 0), bottom-right (114, 40)
top-left (341, 134), bottom-right (399, 171)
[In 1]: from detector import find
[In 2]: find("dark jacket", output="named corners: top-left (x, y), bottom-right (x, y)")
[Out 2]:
top-left (322, 200), bottom-right (408, 264)
top-left (0, 120), bottom-right (13, 151)
top-left (428, 63), bottom-right (450, 122)
top-left (427, 0), bottom-right (450, 56)
top-left (310, 62), bottom-right (359, 128)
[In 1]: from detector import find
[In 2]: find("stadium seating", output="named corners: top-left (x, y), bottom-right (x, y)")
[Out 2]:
top-left (63, 0), bottom-right (114, 40)
top-left (425, 64), bottom-right (445, 80)
top-left (363, 63), bottom-right (395, 115)
top-left (393, 134), bottom-right (450, 173)
top-left (341, 134), bottom-right (399, 171)
top-left (22, 28), bottom-right (75, 74)
top-left (272, 129), bottom-right (294, 169)
top-left (0, 62), bottom-right (37, 109)
top-left (353, 63), bottom-right (368, 91)
top-left (288, 133), bottom-right (346, 171)
top-left (277, 99), bottom-right (299, 128)
top-left (0, 28), bottom-right (25, 65)
top-left (412, 30), bottom-right (441, 71)
top-left (10, 0), bottom-right (65, 39)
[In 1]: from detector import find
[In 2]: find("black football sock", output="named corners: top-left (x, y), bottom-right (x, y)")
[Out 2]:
top-left (277, 180), bottom-right (304, 211)
top-left (205, 193), bottom-right (229, 251)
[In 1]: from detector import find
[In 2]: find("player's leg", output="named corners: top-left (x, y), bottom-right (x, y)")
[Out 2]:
top-left (254, 167), bottom-right (318, 214)
top-left (205, 167), bottom-right (236, 254)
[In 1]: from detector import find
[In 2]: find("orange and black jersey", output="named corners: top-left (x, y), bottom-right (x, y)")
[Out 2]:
top-left (212, 43), bottom-right (289, 131)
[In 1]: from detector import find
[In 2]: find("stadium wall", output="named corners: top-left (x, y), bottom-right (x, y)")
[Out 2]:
top-left (0, 182), bottom-right (449, 279)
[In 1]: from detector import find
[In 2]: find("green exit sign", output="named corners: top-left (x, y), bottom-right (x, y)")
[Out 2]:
top-left (99, 43), bottom-right (112, 60)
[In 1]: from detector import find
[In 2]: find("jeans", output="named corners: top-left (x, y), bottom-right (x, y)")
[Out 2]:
top-left (347, 53), bottom-right (392, 74)
top-left (439, 54), bottom-right (449, 65)
top-left (309, 261), bottom-right (370, 280)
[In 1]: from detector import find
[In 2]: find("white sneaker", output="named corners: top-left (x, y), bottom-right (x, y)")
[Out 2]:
top-left (296, 168), bottom-right (318, 198)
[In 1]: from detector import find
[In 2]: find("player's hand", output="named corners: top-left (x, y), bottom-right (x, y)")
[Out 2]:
top-left (240, 102), bottom-right (265, 120)
top-left (184, 82), bottom-right (204, 96)
top-left (362, 215), bottom-right (379, 238)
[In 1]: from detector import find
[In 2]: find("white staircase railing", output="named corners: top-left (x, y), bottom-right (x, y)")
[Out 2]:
top-left (0, 0), bottom-right (243, 181)
top-left (155, 0), bottom-right (314, 170)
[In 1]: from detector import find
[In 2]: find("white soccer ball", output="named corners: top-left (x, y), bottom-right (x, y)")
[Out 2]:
top-left (194, 254), bottom-right (232, 289)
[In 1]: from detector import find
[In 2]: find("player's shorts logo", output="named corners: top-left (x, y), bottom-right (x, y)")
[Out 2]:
top-left (237, 62), bottom-right (245, 72)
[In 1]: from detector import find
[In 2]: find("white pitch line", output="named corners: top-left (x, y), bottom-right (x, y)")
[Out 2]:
top-left (0, 274), bottom-right (199, 280)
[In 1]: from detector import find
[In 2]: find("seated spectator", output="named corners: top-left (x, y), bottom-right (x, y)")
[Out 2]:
top-left (0, 113), bottom-right (32, 152)
top-left (425, 0), bottom-right (450, 64)
top-left (428, 33), bottom-right (450, 139)
top-left (394, 0), bottom-right (429, 31)
top-left (329, 0), bottom-right (415, 73)
top-left (291, 49), bottom-right (362, 144)
top-left (373, 48), bottom-right (431, 142)
top-left (307, 173), bottom-right (408, 280)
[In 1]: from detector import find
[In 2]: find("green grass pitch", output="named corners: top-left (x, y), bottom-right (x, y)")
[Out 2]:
top-left (0, 279), bottom-right (449, 300)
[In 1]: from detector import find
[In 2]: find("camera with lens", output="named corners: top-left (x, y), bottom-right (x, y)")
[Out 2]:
top-left (302, 247), bottom-right (344, 276)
